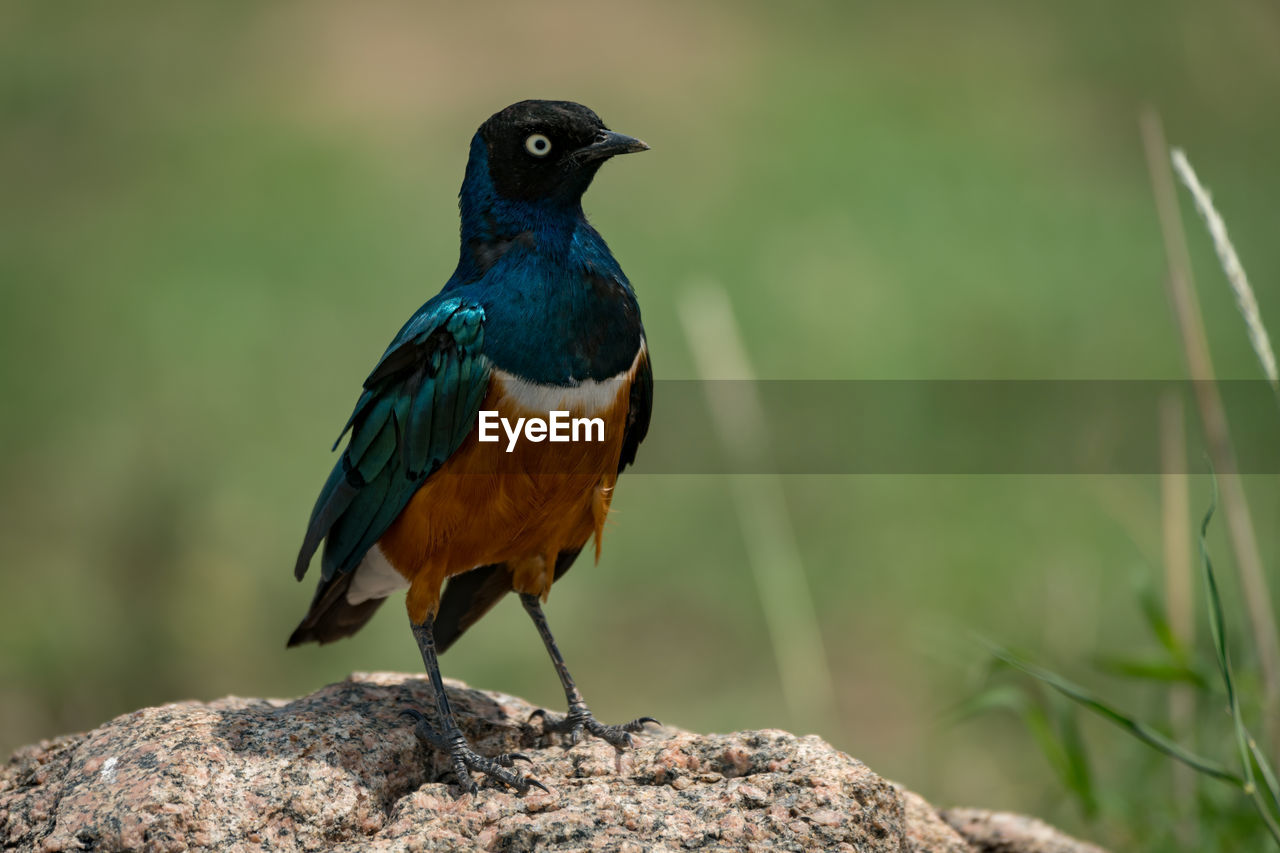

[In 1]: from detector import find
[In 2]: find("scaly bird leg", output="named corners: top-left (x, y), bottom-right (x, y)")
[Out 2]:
top-left (520, 593), bottom-right (659, 747)
top-left (404, 618), bottom-right (547, 794)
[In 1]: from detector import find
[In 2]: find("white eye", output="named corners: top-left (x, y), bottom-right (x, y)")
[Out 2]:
top-left (524, 133), bottom-right (552, 157)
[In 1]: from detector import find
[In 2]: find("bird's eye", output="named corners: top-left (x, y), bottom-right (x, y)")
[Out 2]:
top-left (524, 133), bottom-right (552, 157)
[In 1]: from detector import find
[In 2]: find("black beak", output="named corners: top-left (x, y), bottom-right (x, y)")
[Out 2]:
top-left (572, 130), bottom-right (650, 165)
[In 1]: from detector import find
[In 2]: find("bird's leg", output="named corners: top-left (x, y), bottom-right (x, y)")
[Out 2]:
top-left (520, 593), bottom-right (659, 748)
top-left (404, 617), bottom-right (547, 794)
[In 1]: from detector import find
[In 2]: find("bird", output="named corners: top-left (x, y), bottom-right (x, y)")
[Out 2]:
top-left (288, 100), bottom-right (655, 794)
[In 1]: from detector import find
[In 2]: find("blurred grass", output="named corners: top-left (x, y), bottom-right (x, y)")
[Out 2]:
top-left (2, 1), bottom-right (1279, 847)
top-left (977, 483), bottom-right (1280, 848)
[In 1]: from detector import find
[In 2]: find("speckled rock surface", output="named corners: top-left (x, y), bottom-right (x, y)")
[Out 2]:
top-left (899, 789), bottom-right (972, 853)
top-left (941, 809), bottom-right (1111, 853)
top-left (1, 672), bottom-right (1107, 852)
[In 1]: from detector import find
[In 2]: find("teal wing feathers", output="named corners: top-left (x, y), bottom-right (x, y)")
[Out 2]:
top-left (294, 298), bottom-right (489, 583)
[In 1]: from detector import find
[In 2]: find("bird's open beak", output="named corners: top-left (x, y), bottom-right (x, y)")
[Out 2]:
top-left (573, 130), bottom-right (650, 164)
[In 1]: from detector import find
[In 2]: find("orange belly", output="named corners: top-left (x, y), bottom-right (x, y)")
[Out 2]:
top-left (378, 368), bottom-right (635, 624)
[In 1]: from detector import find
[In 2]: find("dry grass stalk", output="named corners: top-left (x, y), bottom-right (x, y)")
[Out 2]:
top-left (1160, 391), bottom-right (1196, 844)
top-left (1169, 149), bottom-right (1279, 392)
top-left (677, 282), bottom-right (836, 733)
top-left (1140, 109), bottom-right (1280, 760)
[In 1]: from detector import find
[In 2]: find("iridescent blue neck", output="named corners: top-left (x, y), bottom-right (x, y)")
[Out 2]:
top-left (453, 137), bottom-right (591, 282)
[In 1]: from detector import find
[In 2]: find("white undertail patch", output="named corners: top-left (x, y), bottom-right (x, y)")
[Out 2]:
top-left (346, 544), bottom-right (410, 605)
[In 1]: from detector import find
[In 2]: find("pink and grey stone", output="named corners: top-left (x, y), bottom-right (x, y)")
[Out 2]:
top-left (0, 672), bottom-right (1107, 852)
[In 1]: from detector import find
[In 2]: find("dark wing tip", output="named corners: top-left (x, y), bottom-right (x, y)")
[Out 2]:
top-left (288, 572), bottom-right (389, 647)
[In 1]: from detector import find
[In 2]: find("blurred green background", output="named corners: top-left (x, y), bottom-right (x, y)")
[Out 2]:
top-left (3, 1), bottom-right (1279, 848)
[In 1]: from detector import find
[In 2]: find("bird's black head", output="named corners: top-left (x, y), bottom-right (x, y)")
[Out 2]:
top-left (477, 100), bottom-right (649, 204)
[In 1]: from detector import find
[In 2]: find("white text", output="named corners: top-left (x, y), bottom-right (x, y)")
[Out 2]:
top-left (477, 410), bottom-right (605, 452)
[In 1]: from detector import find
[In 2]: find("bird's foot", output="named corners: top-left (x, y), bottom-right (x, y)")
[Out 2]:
top-left (401, 709), bottom-right (548, 795)
top-left (529, 704), bottom-right (659, 749)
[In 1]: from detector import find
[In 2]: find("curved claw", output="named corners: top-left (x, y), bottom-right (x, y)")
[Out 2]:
top-left (401, 707), bottom-right (451, 750)
top-left (624, 716), bottom-right (661, 732)
top-left (496, 752), bottom-right (533, 767)
top-left (528, 777), bottom-right (551, 794)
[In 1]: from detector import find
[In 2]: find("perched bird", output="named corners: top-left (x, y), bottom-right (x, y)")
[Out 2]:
top-left (289, 100), bottom-right (654, 793)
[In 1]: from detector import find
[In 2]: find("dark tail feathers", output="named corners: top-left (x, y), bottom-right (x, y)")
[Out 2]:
top-left (289, 547), bottom-right (585, 650)
top-left (287, 571), bottom-right (387, 647)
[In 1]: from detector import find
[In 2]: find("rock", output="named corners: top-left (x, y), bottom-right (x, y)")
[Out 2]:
top-left (940, 809), bottom-right (1111, 853)
top-left (0, 672), bottom-right (1107, 852)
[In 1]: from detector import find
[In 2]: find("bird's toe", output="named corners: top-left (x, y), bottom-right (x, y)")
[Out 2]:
top-left (404, 707), bottom-right (545, 794)
top-left (531, 705), bottom-right (657, 749)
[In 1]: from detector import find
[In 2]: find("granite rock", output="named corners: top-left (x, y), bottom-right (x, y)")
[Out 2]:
top-left (1, 672), bottom-right (1107, 852)
top-left (940, 809), bottom-right (1111, 853)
